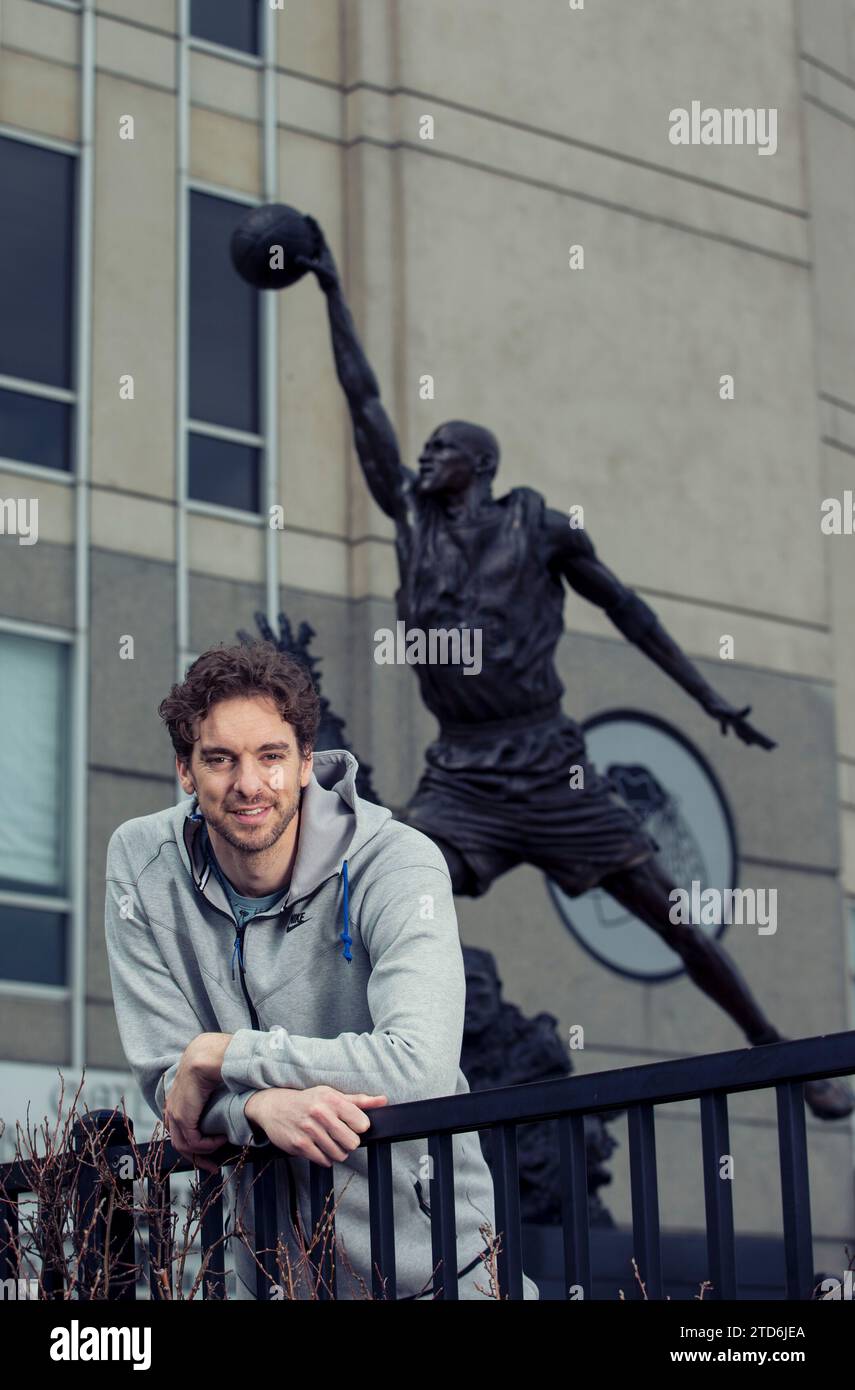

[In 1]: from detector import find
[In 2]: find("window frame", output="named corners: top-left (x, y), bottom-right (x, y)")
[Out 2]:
top-left (188, 0), bottom-right (263, 63)
top-left (0, 126), bottom-right (78, 478)
top-left (0, 620), bottom-right (74, 998)
top-left (185, 182), bottom-right (266, 519)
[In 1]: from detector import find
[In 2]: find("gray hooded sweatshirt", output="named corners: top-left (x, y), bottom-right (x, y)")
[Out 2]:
top-left (104, 749), bottom-right (539, 1300)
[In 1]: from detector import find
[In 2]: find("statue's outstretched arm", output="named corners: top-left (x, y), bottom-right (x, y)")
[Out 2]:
top-left (296, 220), bottom-right (413, 522)
top-left (544, 509), bottom-right (776, 750)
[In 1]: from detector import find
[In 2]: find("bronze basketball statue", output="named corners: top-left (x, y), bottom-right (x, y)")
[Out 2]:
top-left (289, 215), bottom-right (851, 1121)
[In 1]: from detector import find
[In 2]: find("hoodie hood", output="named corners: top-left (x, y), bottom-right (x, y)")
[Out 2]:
top-left (289, 749), bottom-right (392, 902)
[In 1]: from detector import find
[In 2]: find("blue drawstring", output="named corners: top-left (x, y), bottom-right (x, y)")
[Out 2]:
top-left (340, 860), bottom-right (352, 962)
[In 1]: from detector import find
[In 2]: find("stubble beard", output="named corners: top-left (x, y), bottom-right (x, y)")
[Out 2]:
top-left (205, 786), bottom-right (301, 857)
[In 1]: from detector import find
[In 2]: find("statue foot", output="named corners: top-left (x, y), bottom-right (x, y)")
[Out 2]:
top-left (803, 1077), bottom-right (854, 1120)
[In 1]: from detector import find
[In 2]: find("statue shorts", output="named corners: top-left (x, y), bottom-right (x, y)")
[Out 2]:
top-left (401, 705), bottom-right (658, 899)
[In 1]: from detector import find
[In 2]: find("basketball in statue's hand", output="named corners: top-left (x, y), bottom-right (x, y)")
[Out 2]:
top-left (230, 203), bottom-right (320, 290)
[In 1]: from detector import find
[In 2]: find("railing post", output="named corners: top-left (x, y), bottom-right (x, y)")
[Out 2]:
top-left (147, 1153), bottom-right (174, 1301)
top-left (367, 1141), bottom-right (397, 1299)
top-left (776, 1081), bottom-right (815, 1300)
top-left (0, 1188), bottom-right (19, 1291)
top-left (72, 1110), bottom-right (137, 1300)
top-left (492, 1123), bottom-right (524, 1299)
top-left (199, 1170), bottom-right (226, 1300)
top-left (700, 1090), bottom-right (737, 1299)
top-left (628, 1102), bottom-right (663, 1299)
top-left (427, 1132), bottom-right (458, 1300)
top-left (558, 1113), bottom-right (591, 1300)
top-left (251, 1154), bottom-right (280, 1301)
top-left (38, 1155), bottom-right (68, 1300)
top-left (308, 1162), bottom-right (337, 1300)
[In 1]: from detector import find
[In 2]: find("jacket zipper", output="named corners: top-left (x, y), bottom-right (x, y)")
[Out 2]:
top-left (193, 848), bottom-right (334, 1255)
top-left (231, 915), bottom-right (301, 1233)
top-left (411, 1178), bottom-right (488, 1292)
top-left (232, 919), bottom-right (261, 1028)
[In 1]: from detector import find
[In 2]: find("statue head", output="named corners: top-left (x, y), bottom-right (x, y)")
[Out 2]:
top-left (417, 420), bottom-right (499, 496)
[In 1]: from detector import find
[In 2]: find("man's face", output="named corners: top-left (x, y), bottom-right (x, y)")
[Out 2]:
top-left (176, 695), bottom-right (313, 856)
top-left (417, 427), bottom-right (477, 495)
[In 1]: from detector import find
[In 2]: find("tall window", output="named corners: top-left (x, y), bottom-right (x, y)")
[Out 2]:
top-left (188, 192), bottom-right (262, 513)
top-left (190, 0), bottom-right (261, 55)
top-left (0, 632), bottom-right (70, 986)
top-left (0, 137), bottom-right (76, 473)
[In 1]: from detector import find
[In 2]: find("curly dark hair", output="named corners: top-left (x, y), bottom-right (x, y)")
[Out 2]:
top-left (158, 640), bottom-right (320, 764)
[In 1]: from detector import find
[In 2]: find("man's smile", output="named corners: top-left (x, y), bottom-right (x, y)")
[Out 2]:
top-left (230, 804), bottom-right (274, 825)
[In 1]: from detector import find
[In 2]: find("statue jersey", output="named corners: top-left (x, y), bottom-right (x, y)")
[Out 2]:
top-left (394, 477), bottom-right (658, 897)
top-left (394, 482), bottom-right (566, 727)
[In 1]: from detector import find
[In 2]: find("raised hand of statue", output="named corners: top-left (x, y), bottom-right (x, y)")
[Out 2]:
top-left (701, 695), bottom-right (777, 750)
top-left (295, 216), bottom-right (340, 294)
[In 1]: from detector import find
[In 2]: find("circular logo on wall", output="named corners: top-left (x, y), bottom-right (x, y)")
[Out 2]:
top-left (546, 709), bottom-right (739, 982)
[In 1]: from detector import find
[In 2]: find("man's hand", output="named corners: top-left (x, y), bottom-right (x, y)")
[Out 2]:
top-left (294, 216), bottom-right (340, 294)
top-left (702, 695), bottom-right (777, 750)
top-left (244, 1086), bottom-right (388, 1166)
top-left (163, 1033), bottom-right (232, 1175)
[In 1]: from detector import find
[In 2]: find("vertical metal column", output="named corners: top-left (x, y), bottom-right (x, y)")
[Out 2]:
top-left (262, 0), bottom-right (280, 626)
top-left (70, 0), bottom-right (96, 1075)
top-left (175, 0), bottom-right (190, 683)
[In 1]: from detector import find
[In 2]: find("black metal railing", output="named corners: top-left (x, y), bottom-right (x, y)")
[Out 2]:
top-left (1, 1031), bottom-right (853, 1301)
top-left (363, 1031), bottom-right (855, 1301)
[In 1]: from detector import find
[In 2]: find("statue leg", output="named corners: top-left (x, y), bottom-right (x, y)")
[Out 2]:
top-left (599, 858), bottom-right (853, 1120)
top-left (602, 858), bottom-right (778, 1043)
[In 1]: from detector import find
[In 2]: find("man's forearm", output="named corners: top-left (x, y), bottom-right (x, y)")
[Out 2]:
top-left (185, 1031), bottom-right (233, 1083)
top-left (243, 1089), bottom-right (268, 1140)
top-left (184, 1034), bottom-right (275, 1144)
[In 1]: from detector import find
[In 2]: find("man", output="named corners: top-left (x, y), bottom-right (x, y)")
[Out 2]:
top-left (294, 221), bottom-right (852, 1120)
top-left (104, 640), bottom-right (539, 1300)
